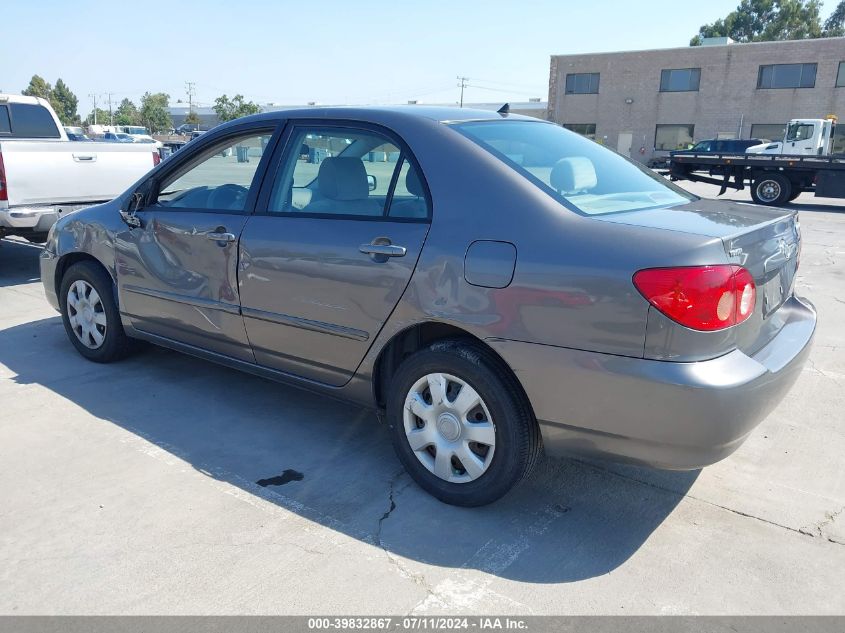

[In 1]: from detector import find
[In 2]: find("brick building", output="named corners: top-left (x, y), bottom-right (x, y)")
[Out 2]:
top-left (547, 37), bottom-right (845, 163)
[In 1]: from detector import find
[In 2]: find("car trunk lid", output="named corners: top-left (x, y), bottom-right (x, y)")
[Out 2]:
top-left (595, 198), bottom-right (800, 356)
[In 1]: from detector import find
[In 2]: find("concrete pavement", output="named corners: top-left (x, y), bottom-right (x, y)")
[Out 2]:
top-left (0, 184), bottom-right (843, 614)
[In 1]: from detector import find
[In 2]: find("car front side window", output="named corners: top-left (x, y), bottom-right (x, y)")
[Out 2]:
top-left (156, 131), bottom-right (273, 212)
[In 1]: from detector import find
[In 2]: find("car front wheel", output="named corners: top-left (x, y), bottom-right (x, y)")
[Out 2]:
top-left (386, 340), bottom-right (541, 506)
top-left (59, 261), bottom-right (134, 363)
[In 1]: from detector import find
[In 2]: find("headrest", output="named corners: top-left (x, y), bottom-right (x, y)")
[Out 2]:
top-left (317, 157), bottom-right (369, 201)
top-left (550, 157), bottom-right (597, 194)
top-left (406, 166), bottom-right (425, 197)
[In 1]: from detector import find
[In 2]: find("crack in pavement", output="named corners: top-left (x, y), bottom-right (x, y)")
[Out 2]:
top-left (799, 505), bottom-right (845, 545)
top-left (374, 470), bottom-right (436, 597)
top-left (576, 459), bottom-right (844, 545)
top-left (375, 469), bottom-right (405, 548)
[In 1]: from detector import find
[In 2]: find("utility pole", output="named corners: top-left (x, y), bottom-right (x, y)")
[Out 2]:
top-left (107, 92), bottom-right (114, 126)
top-left (457, 76), bottom-right (469, 108)
top-left (185, 81), bottom-right (196, 122)
top-left (88, 93), bottom-right (98, 125)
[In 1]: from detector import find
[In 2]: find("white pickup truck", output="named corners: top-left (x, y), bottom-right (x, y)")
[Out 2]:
top-left (0, 94), bottom-right (160, 243)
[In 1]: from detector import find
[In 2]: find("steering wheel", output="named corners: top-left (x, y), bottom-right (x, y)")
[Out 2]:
top-left (207, 184), bottom-right (248, 210)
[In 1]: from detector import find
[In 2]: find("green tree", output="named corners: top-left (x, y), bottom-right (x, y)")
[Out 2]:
top-left (114, 98), bottom-right (140, 126)
top-left (85, 108), bottom-right (112, 126)
top-left (50, 79), bottom-right (79, 125)
top-left (824, 0), bottom-right (845, 34)
top-left (140, 92), bottom-right (172, 133)
top-left (184, 110), bottom-right (201, 126)
top-left (213, 94), bottom-right (261, 123)
top-left (689, 0), bottom-right (844, 45)
top-left (22, 74), bottom-right (52, 100)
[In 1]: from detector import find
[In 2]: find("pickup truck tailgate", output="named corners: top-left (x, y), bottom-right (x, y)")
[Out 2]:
top-left (1, 141), bottom-right (158, 207)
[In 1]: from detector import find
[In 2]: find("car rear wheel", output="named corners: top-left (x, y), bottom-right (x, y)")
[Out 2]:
top-left (751, 174), bottom-right (792, 206)
top-left (386, 340), bottom-right (541, 506)
top-left (59, 261), bottom-right (134, 363)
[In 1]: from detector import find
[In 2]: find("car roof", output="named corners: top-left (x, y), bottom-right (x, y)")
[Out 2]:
top-left (220, 105), bottom-right (542, 128)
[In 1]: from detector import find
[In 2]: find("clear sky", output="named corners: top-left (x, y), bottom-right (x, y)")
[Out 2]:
top-left (1, 0), bottom-right (835, 112)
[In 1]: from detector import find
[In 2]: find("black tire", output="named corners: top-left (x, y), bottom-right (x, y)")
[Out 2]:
top-left (59, 261), bottom-right (134, 363)
top-left (386, 339), bottom-right (541, 507)
top-left (787, 189), bottom-right (802, 202)
top-left (750, 173), bottom-right (792, 206)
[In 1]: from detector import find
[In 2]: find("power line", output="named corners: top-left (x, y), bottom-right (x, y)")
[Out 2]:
top-left (467, 83), bottom-right (532, 95)
top-left (466, 77), bottom-right (546, 92)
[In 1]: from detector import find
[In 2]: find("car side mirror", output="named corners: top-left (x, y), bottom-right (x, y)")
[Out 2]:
top-left (119, 184), bottom-right (151, 228)
top-left (119, 209), bottom-right (141, 228)
top-left (367, 174), bottom-right (377, 192)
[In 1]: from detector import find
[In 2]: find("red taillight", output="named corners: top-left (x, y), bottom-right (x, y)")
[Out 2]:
top-left (0, 152), bottom-right (7, 202)
top-left (633, 265), bottom-right (756, 331)
top-left (152, 151), bottom-right (161, 166)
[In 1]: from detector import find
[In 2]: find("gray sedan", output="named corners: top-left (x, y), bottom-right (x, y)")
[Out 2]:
top-left (40, 107), bottom-right (815, 506)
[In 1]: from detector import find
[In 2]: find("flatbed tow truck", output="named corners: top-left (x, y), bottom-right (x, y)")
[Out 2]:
top-left (669, 117), bottom-right (845, 206)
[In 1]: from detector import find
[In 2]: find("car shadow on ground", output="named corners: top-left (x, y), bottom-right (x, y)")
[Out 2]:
top-left (0, 239), bottom-right (699, 584)
top-left (0, 238), bottom-right (44, 287)
top-left (786, 199), bottom-right (845, 214)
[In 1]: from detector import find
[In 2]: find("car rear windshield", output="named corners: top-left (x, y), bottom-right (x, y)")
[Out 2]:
top-left (453, 120), bottom-right (694, 216)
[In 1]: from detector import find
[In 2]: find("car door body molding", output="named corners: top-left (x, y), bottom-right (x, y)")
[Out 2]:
top-left (240, 306), bottom-right (369, 341)
top-left (122, 283), bottom-right (242, 316)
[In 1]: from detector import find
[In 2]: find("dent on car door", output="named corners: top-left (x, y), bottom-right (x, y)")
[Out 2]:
top-left (239, 124), bottom-right (432, 386)
top-left (116, 127), bottom-right (277, 361)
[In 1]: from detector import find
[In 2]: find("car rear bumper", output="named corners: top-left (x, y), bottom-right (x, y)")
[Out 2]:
top-left (0, 207), bottom-right (59, 231)
top-left (489, 295), bottom-right (816, 470)
top-left (1, 204), bottom-right (95, 234)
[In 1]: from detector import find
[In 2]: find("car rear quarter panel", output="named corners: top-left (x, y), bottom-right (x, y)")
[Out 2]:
top-left (368, 117), bottom-right (728, 358)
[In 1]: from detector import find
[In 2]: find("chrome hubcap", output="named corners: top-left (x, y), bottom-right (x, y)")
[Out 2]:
top-left (758, 180), bottom-right (781, 202)
top-left (403, 372), bottom-right (496, 484)
top-left (66, 280), bottom-right (107, 349)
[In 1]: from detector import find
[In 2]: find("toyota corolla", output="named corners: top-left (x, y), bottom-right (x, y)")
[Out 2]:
top-left (40, 107), bottom-right (815, 506)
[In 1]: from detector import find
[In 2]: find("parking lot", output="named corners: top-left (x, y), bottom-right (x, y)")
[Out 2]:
top-left (0, 182), bottom-right (843, 615)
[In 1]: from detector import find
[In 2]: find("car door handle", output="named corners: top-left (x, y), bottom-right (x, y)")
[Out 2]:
top-left (72, 154), bottom-right (97, 162)
top-left (359, 243), bottom-right (407, 257)
top-left (207, 231), bottom-right (236, 243)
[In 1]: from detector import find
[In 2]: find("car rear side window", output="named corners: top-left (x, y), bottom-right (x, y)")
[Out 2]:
top-left (268, 126), bottom-right (430, 220)
top-left (8, 103), bottom-right (60, 138)
top-left (387, 159), bottom-right (429, 219)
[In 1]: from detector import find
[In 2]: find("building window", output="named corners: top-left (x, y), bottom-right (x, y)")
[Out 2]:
top-left (837, 61), bottom-right (845, 87)
top-left (757, 63), bottom-right (816, 89)
top-left (655, 124), bottom-right (694, 151)
top-left (660, 68), bottom-right (701, 92)
top-left (563, 123), bottom-right (596, 140)
top-left (750, 124), bottom-right (786, 142)
top-left (565, 73), bottom-right (600, 94)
